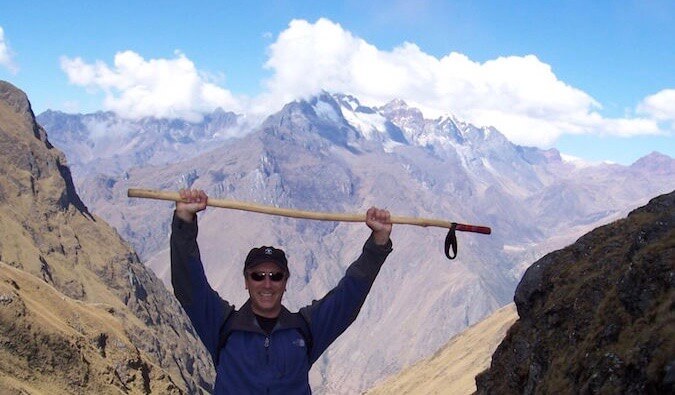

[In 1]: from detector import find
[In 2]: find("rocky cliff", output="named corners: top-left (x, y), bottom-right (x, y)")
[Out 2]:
top-left (476, 191), bottom-right (674, 394)
top-left (0, 80), bottom-right (214, 393)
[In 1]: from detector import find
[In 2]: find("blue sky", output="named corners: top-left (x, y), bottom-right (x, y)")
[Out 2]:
top-left (1, 0), bottom-right (673, 164)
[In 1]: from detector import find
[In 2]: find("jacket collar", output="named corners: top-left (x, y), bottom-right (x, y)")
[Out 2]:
top-left (228, 299), bottom-right (305, 334)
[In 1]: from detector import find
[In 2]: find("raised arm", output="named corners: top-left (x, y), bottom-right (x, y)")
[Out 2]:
top-left (171, 188), bottom-right (233, 362)
top-left (300, 207), bottom-right (393, 364)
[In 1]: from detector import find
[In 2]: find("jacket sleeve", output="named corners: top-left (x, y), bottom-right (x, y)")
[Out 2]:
top-left (299, 235), bottom-right (392, 363)
top-left (170, 211), bottom-right (233, 363)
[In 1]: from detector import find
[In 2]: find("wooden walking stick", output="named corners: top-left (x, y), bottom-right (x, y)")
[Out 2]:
top-left (127, 188), bottom-right (491, 259)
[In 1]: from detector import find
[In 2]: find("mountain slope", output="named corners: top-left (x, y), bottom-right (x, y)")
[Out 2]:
top-left (366, 303), bottom-right (517, 395)
top-left (0, 262), bottom-right (178, 394)
top-left (476, 191), bottom-right (675, 394)
top-left (0, 80), bottom-right (214, 393)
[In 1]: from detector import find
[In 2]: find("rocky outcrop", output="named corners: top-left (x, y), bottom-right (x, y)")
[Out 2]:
top-left (476, 191), bottom-right (675, 394)
top-left (0, 80), bottom-right (214, 393)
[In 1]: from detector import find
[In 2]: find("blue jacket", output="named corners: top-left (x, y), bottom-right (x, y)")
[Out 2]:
top-left (170, 213), bottom-right (392, 394)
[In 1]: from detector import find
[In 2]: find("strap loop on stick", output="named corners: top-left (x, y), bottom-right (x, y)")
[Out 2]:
top-left (445, 223), bottom-right (458, 260)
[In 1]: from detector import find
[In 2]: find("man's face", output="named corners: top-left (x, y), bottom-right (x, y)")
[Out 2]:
top-left (245, 261), bottom-right (288, 318)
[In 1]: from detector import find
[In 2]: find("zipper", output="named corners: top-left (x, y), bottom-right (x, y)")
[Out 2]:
top-left (263, 335), bottom-right (271, 394)
top-left (264, 336), bottom-right (270, 364)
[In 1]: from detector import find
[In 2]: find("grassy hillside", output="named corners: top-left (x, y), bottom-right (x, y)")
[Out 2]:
top-left (0, 262), bottom-right (181, 394)
top-left (366, 303), bottom-right (517, 395)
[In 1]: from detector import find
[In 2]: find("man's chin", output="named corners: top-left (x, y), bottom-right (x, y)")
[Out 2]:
top-left (254, 301), bottom-right (280, 313)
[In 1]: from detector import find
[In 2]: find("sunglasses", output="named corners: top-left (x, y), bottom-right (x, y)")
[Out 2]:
top-left (248, 271), bottom-right (286, 282)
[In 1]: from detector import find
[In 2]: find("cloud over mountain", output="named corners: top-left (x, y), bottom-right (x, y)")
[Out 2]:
top-left (60, 50), bottom-right (240, 122)
top-left (58, 18), bottom-right (671, 148)
top-left (0, 26), bottom-right (18, 73)
top-left (261, 18), bottom-right (663, 146)
top-left (639, 88), bottom-right (675, 124)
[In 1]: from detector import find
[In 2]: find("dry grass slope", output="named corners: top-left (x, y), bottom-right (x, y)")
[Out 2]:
top-left (0, 262), bottom-right (181, 394)
top-left (366, 303), bottom-right (517, 395)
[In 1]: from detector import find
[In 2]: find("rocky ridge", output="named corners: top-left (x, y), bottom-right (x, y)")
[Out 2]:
top-left (0, 80), bottom-right (214, 393)
top-left (476, 191), bottom-right (675, 394)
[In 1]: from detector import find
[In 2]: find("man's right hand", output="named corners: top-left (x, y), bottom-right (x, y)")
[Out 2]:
top-left (176, 188), bottom-right (208, 223)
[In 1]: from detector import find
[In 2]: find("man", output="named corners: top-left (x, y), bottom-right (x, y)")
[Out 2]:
top-left (171, 188), bottom-right (393, 394)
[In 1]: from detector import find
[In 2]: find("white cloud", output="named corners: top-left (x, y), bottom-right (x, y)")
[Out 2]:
top-left (0, 26), bottom-right (19, 73)
top-left (259, 18), bottom-right (666, 147)
top-left (58, 18), bottom-right (670, 148)
top-left (60, 50), bottom-right (240, 121)
top-left (637, 89), bottom-right (675, 122)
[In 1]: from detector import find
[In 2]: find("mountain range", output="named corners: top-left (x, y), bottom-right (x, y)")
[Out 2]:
top-left (35, 90), bottom-right (675, 392)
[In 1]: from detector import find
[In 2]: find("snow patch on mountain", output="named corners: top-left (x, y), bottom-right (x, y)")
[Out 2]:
top-left (481, 157), bottom-right (497, 174)
top-left (341, 105), bottom-right (387, 140)
top-left (383, 139), bottom-right (404, 153)
top-left (339, 95), bottom-right (361, 112)
top-left (313, 99), bottom-right (342, 124)
top-left (560, 153), bottom-right (593, 167)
